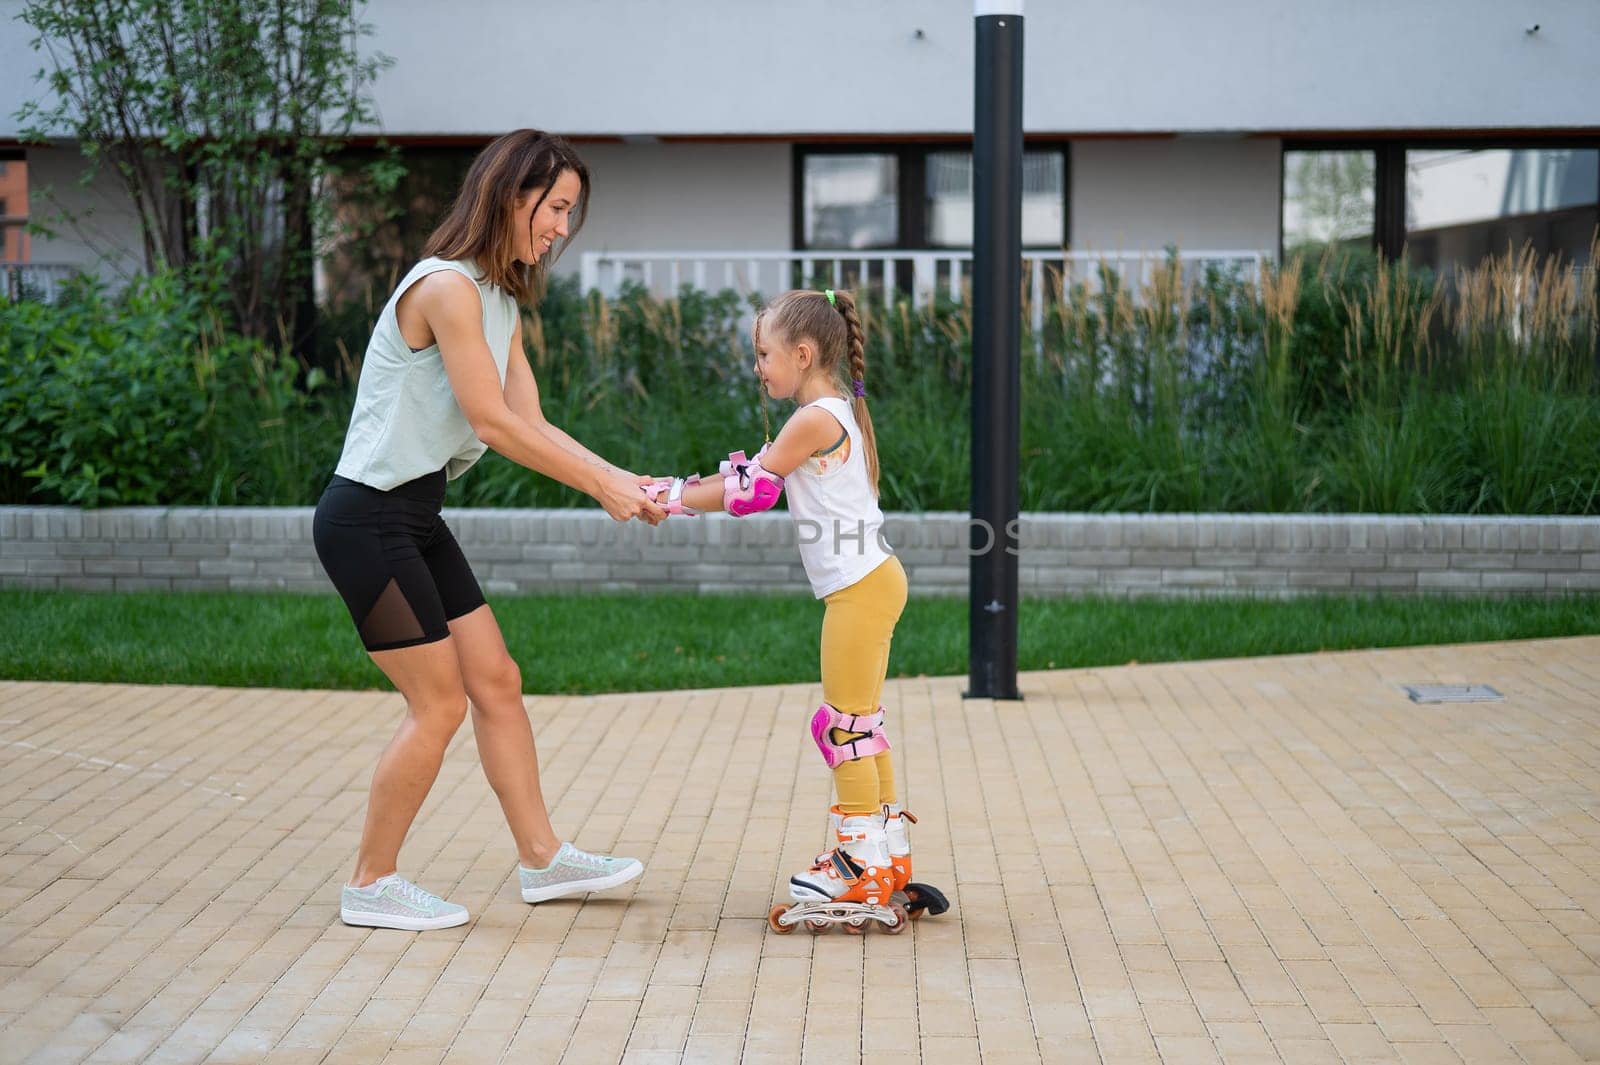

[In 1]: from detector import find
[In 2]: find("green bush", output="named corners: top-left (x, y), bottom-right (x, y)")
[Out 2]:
top-left (4, 244), bottom-right (1597, 513)
top-left (0, 273), bottom-right (346, 505)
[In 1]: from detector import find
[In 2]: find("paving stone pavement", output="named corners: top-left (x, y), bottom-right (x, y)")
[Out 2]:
top-left (3, 637), bottom-right (1600, 1064)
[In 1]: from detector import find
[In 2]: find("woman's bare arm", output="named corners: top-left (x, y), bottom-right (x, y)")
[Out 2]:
top-left (405, 271), bottom-right (664, 523)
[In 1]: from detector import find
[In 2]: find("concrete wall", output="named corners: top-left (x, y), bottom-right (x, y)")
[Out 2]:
top-left (10, 134), bottom-right (1295, 299)
top-left (5, 1), bottom-right (1594, 140)
top-left (1071, 137), bottom-right (1283, 253)
top-left (364, 0), bottom-right (1600, 136)
top-left (576, 135), bottom-right (1287, 263)
top-left (16, 135), bottom-right (1288, 277)
top-left (572, 134), bottom-right (1287, 269)
top-left (6, 508), bottom-right (1599, 599)
top-left (4, 1), bottom-right (1587, 276)
top-left (566, 141), bottom-right (792, 259)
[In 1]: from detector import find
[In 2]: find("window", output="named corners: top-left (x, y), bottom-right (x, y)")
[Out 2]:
top-left (796, 144), bottom-right (1068, 251)
top-left (1406, 147), bottom-right (1598, 274)
top-left (1282, 139), bottom-right (1600, 271)
top-left (926, 151), bottom-right (1066, 248)
top-left (801, 154), bottom-right (898, 249)
top-left (1282, 149), bottom-right (1375, 256)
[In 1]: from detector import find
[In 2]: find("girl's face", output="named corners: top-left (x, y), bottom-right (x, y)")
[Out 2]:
top-left (512, 168), bottom-right (582, 264)
top-left (752, 319), bottom-right (815, 401)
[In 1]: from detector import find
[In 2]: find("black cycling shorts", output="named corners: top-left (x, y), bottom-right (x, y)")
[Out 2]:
top-left (312, 470), bottom-right (486, 652)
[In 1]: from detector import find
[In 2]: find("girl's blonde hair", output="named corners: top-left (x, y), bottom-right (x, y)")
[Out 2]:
top-left (756, 289), bottom-right (880, 495)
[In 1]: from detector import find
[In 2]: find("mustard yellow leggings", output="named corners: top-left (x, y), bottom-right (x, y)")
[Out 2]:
top-left (820, 556), bottom-right (909, 816)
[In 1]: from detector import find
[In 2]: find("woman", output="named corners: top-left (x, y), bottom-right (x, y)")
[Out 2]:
top-left (313, 130), bottom-right (666, 930)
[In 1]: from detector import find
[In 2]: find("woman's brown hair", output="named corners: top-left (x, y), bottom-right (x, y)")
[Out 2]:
top-left (422, 129), bottom-right (590, 305)
top-left (756, 289), bottom-right (880, 495)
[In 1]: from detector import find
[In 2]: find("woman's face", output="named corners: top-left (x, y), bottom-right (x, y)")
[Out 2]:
top-left (512, 168), bottom-right (583, 264)
top-left (752, 319), bottom-right (812, 401)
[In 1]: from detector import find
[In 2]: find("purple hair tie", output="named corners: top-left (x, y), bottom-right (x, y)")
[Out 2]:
top-left (851, 378), bottom-right (866, 398)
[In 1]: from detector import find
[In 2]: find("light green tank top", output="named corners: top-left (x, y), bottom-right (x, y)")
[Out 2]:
top-left (334, 257), bottom-right (520, 490)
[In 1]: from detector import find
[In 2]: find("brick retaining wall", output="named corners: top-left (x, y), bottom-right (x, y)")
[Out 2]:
top-left (5, 508), bottom-right (1600, 598)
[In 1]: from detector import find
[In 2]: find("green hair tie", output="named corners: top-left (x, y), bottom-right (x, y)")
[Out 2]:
top-left (824, 289), bottom-right (837, 307)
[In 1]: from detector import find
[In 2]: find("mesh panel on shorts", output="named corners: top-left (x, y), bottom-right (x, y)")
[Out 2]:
top-left (360, 578), bottom-right (426, 648)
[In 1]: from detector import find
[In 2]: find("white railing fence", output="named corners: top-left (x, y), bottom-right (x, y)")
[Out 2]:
top-left (1, 263), bottom-right (81, 303)
top-left (579, 248), bottom-right (1270, 332)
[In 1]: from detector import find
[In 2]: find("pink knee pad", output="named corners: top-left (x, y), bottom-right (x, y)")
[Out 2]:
top-left (810, 704), bottom-right (891, 769)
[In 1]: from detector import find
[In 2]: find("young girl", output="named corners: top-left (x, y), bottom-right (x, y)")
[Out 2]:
top-left (645, 288), bottom-right (948, 933)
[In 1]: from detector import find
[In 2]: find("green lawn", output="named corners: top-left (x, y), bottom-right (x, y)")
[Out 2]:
top-left (3, 589), bottom-right (1597, 695)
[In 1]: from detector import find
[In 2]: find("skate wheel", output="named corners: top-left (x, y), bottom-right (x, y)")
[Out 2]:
top-left (804, 918), bottom-right (830, 934)
top-left (768, 904), bottom-right (795, 934)
top-left (883, 902), bottom-right (910, 935)
top-left (842, 918), bottom-right (867, 935)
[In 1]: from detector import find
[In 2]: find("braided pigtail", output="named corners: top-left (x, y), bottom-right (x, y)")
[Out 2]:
top-left (830, 290), bottom-right (879, 496)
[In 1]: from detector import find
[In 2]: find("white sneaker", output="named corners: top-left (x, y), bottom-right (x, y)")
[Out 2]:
top-left (340, 875), bottom-right (469, 931)
top-left (519, 842), bottom-right (644, 903)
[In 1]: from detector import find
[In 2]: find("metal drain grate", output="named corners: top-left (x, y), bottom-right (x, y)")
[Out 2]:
top-left (1402, 683), bottom-right (1504, 704)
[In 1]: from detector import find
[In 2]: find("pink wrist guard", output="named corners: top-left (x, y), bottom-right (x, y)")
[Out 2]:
top-left (642, 474), bottom-right (702, 516)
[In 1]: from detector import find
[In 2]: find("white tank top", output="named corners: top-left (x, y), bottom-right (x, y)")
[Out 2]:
top-left (334, 257), bottom-right (519, 490)
top-left (783, 396), bottom-right (893, 598)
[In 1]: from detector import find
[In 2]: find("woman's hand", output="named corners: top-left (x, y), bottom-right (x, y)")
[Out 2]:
top-left (594, 468), bottom-right (667, 525)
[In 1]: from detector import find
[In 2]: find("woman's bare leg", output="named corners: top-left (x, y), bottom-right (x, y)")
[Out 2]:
top-left (447, 604), bottom-right (562, 868)
top-left (350, 637), bottom-right (470, 886)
